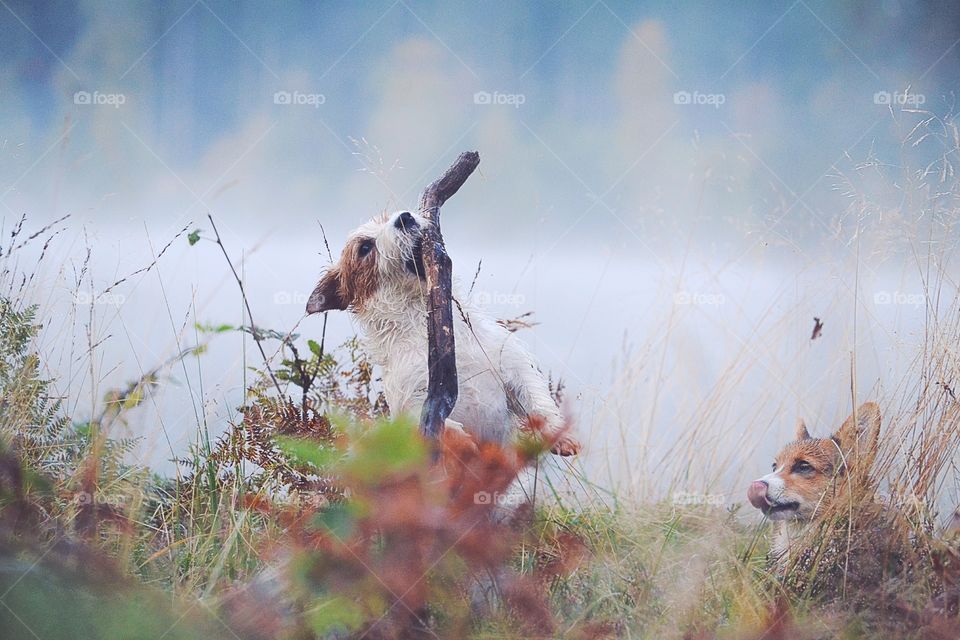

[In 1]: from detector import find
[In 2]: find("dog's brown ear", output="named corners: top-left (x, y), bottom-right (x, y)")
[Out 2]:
top-left (832, 401), bottom-right (881, 471)
top-left (795, 417), bottom-right (811, 441)
top-left (306, 267), bottom-right (348, 314)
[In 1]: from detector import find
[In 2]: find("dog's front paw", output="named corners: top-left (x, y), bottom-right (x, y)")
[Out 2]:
top-left (441, 419), bottom-right (479, 456)
top-left (444, 419), bottom-right (468, 435)
top-left (551, 435), bottom-right (581, 457)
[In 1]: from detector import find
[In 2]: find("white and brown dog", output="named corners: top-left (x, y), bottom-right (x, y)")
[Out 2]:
top-left (747, 402), bottom-right (886, 566)
top-left (305, 210), bottom-right (580, 456)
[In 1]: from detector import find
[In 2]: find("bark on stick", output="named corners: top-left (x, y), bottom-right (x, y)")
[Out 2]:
top-left (417, 151), bottom-right (480, 442)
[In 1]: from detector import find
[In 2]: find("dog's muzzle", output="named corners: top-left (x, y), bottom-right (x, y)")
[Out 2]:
top-left (406, 237), bottom-right (425, 277)
top-left (395, 211), bottom-right (418, 232)
top-left (394, 212), bottom-right (425, 277)
top-left (747, 480), bottom-right (770, 510)
top-left (747, 480), bottom-right (799, 516)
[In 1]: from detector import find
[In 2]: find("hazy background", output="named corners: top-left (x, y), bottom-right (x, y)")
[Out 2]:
top-left (2, 1), bottom-right (958, 503)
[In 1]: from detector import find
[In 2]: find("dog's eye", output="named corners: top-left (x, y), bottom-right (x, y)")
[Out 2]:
top-left (792, 460), bottom-right (814, 474)
top-left (771, 462), bottom-right (777, 472)
top-left (358, 240), bottom-right (374, 258)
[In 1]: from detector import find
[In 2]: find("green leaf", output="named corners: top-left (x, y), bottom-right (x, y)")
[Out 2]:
top-left (73, 422), bottom-right (92, 439)
top-left (307, 596), bottom-right (365, 635)
top-left (194, 322), bottom-right (235, 334)
top-left (121, 386), bottom-right (145, 410)
top-left (187, 229), bottom-right (201, 246)
top-left (276, 436), bottom-right (341, 470)
top-left (310, 502), bottom-right (355, 538)
top-left (308, 339), bottom-right (323, 357)
top-left (345, 416), bottom-right (427, 481)
top-left (21, 467), bottom-right (53, 496)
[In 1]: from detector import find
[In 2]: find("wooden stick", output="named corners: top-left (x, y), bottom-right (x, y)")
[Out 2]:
top-left (417, 151), bottom-right (480, 442)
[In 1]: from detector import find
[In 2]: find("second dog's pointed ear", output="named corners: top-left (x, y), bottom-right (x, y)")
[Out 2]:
top-left (795, 417), bottom-right (811, 441)
top-left (306, 267), bottom-right (347, 314)
top-left (832, 401), bottom-right (881, 467)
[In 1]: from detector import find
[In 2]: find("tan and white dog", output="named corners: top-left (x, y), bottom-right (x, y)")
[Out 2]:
top-left (747, 401), bottom-right (883, 563)
top-left (305, 210), bottom-right (579, 456)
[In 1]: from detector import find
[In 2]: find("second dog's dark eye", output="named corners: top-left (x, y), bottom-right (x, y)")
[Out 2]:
top-left (792, 460), bottom-right (814, 474)
top-left (358, 240), bottom-right (374, 258)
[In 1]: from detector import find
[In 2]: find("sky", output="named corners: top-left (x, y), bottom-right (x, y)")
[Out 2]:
top-left (1, 0), bottom-right (959, 499)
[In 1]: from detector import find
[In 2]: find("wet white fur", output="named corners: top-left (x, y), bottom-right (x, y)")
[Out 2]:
top-left (342, 211), bottom-right (564, 443)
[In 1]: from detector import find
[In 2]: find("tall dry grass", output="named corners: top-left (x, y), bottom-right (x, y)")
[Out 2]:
top-left (0, 105), bottom-right (957, 638)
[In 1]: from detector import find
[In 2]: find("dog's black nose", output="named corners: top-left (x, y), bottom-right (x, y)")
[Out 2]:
top-left (394, 211), bottom-right (416, 230)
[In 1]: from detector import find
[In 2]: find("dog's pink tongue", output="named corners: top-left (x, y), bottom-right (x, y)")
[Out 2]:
top-left (747, 481), bottom-right (770, 510)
